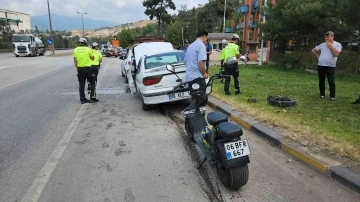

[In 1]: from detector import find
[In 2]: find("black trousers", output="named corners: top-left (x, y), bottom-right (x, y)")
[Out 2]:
top-left (224, 63), bottom-right (240, 92)
top-left (318, 65), bottom-right (335, 98)
top-left (77, 67), bottom-right (96, 101)
top-left (186, 78), bottom-right (207, 110)
top-left (91, 65), bottom-right (99, 83)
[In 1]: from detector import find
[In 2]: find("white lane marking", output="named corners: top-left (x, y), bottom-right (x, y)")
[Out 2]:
top-left (20, 104), bottom-right (89, 202)
top-left (20, 58), bottom-right (111, 202)
top-left (0, 67), bottom-right (61, 90)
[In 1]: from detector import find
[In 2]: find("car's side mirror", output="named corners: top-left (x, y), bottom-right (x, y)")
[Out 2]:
top-left (166, 64), bottom-right (175, 73)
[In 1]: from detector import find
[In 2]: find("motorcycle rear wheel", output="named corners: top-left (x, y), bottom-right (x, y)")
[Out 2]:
top-left (217, 161), bottom-right (249, 190)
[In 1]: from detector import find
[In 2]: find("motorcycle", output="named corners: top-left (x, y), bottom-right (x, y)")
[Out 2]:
top-left (166, 65), bottom-right (251, 190)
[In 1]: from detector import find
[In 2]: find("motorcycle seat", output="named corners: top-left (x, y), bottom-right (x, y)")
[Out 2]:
top-left (207, 112), bottom-right (228, 126)
top-left (218, 122), bottom-right (243, 139)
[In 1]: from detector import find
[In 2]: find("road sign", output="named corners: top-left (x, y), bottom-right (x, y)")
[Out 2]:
top-left (47, 38), bottom-right (53, 45)
top-left (47, 45), bottom-right (53, 51)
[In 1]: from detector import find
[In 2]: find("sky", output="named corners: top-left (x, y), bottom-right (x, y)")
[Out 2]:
top-left (1, 0), bottom-right (209, 24)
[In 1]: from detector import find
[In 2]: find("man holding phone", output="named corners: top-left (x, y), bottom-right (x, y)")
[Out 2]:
top-left (312, 31), bottom-right (342, 101)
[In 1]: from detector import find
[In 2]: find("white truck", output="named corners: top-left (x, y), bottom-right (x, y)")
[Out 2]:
top-left (12, 34), bottom-right (46, 57)
top-left (100, 44), bottom-right (111, 56)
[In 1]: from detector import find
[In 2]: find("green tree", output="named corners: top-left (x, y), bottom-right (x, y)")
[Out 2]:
top-left (261, 0), bottom-right (346, 52)
top-left (53, 33), bottom-right (64, 48)
top-left (143, 0), bottom-right (176, 36)
top-left (165, 21), bottom-right (182, 48)
top-left (0, 21), bottom-right (13, 49)
top-left (143, 23), bottom-right (157, 36)
top-left (117, 28), bottom-right (136, 48)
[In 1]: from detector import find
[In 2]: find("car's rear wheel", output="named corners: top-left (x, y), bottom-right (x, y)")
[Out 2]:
top-left (141, 95), bottom-right (151, 111)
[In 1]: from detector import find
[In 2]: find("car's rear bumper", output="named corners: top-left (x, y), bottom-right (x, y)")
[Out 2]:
top-left (141, 86), bottom-right (211, 105)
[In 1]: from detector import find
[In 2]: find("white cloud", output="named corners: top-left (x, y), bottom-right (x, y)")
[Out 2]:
top-left (0, 0), bottom-right (209, 24)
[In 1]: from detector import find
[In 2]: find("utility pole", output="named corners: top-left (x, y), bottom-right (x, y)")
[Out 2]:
top-left (223, 0), bottom-right (227, 33)
top-left (259, 0), bottom-right (267, 65)
top-left (77, 12), bottom-right (87, 37)
top-left (181, 27), bottom-right (184, 46)
top-left (47, 0), bottom-right (55, 54)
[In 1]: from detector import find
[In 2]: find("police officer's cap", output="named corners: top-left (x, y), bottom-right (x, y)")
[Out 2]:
top-left (92, 42), bottom-right (99, 47)
top-left (184, 39), bottom-right (189, 44)
top-left (197, 30), bottom-right (208, 38)
top-left (79, 38), bottom-right (87, 44)
top-left (231, 34), bottom-right (240, 40)
top-left (222, 39), bottom-right (227, 44)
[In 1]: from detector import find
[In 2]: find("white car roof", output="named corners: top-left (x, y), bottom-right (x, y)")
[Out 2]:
top-left (144, 50), bottom-right (184, 57)
top-left (134, 42), bottom-right (173, 64)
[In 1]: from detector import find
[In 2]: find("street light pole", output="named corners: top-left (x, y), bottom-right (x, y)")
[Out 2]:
top-left (223, 0), bottom-right (227, 33)
top-left (77, 12), bottom-right (87, 37)
top-left (47, 0), bottom-right (55, 54)
top-left (181, 27), bottom-right (184, 46)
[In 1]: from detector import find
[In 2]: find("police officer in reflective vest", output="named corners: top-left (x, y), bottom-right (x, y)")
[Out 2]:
top-left (221, 34), bottom-right (241, 95)
top-left (87, 42), bottom-right (102, 97)
top-left (219, 39), bottom-right (228, 83)
top-left (73, 38), bottom-right (99, 104)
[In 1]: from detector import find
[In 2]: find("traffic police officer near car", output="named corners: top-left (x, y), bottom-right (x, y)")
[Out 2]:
top-left (219, 39), bottom-right (228, 83)
top-left (87, 42), bottom-right (102, 97)
top-left (73, 38), bottom-right (99, 104)
top-left (220, 34), bottom-right (241, 95)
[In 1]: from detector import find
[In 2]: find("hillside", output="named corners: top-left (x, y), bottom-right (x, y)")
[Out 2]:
top-left (31, 14), bottom-right (118, 31)
top-left (70, 20), bottom-right (157, 37)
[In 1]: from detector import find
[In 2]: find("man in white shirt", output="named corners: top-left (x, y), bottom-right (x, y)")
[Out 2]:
top-left (312, 31), bottom-right (342, 101)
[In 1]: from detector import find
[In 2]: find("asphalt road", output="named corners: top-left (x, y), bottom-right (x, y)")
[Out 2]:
top-left (0, 49), bottom-right (72, 61)
top-left (0, 55), bottom-right (358, 202)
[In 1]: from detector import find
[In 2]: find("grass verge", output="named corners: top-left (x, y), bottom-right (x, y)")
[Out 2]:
top-left (209, 64), bottom-right (360, 163)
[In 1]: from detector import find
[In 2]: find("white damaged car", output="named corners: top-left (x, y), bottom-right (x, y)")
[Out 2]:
top-left (127, 50), bottom-right (211, 110)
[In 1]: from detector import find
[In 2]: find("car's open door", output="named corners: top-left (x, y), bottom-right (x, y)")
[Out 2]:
top-left (127, 57), bottom-right (138, 95)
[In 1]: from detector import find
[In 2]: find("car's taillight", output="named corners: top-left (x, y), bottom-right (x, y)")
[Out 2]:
top-left (143, 75), bottom-right (163, 86)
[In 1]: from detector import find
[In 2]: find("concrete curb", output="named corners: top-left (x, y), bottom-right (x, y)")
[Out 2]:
top-left (48, 52), bottom-right (72, 57)
top-left (207, 96), bottom-right (360, 194)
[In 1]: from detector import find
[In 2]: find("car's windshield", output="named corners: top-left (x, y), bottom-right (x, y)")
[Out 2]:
top-left (145, 52), bottom-right (185, 69)
top-left (12, 36), bottom-right (31, 42)
top-left (103, 46), bottom-right (108, 48)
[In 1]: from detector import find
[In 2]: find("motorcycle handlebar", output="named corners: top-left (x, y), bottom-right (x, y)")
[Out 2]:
top-left (173, 81), bottom-right (189, 91)
top-left (173, 75), bottom-right (230, 91)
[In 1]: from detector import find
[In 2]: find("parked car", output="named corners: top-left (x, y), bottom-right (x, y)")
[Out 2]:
top-left (121, 48), bottom-right (132, 83)
top-left (127, 50), bottom-right (211, 110)
top-left (119, 49), bottom-right (127, 59)
top-left (122, 42), bottom-right (174, 84)
top-left (101, 45), bottom-right (110, 55)
top-left (106, 49), bottom-right (117, 57)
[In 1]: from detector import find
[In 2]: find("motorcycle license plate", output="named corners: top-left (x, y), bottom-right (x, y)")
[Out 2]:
top-left (224, 140), bottom-right (250, 160)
